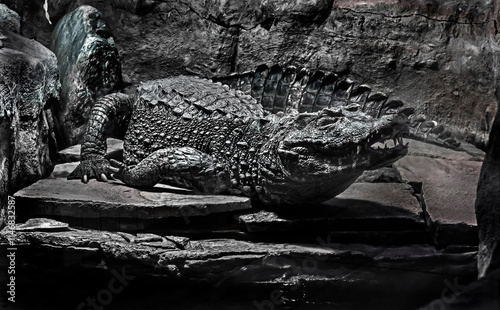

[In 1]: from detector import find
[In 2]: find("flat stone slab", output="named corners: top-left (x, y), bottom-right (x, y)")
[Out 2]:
top-left (14, 163), bottom-right (251, 223)
top-left (405, 138), bottom-right (484, 162)
top-left (395, 153), bottom-right (480, 247)
top-left (239, 183), bottom-right (425, 238)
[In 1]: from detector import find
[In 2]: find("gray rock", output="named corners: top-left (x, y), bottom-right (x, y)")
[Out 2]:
top-left (475, 97), bottom-right (500, 278)
top-left (50, 5), bottom-right (122, 149)
top-left (396, 155), bottom-right (481, 247)
top-left (419, 253), bottom-right (500, 310)
top-left (14, 164), bottom-right (251, 231)
top-left (15, 218), bottom-right (70, 232)
top-left (239, 183), bottom-right (424, 240)
top-left (0, 4), bottom-right (20, 33)
top-left (405, 139), bottom-right (484, 162)
top-left (0, 26), bottom-right (60, 228)
top-left (0, 220), bottom-right (477, 309)
top-left (355, 167), bottom-right (403, 183)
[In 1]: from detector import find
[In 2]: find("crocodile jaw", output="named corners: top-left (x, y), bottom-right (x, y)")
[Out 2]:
top-left (277, 137), bottom-right (408, 182)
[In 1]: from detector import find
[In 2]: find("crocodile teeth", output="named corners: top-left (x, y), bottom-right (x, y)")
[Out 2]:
top-left (357, 145), bottom-right (362, 155)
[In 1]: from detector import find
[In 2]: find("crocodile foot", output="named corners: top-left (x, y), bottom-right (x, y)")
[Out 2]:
top-left (67, 157), bottom-right (114, 183)
top-left (108, 159), bottom-right (129, 182)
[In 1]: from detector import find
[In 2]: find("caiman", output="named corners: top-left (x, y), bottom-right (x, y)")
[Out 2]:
top-left (68, 75), bottom-right (409, 206)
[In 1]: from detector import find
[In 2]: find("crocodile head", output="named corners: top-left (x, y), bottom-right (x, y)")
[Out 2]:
top-left (259, 106), bottom-right (409, 206)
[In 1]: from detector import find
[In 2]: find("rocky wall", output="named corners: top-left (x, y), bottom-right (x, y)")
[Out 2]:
top-left (2, 0), bottom-right (499, 148)
top-left (50, 5), bottom-right (122, 149)
top-left (0, 5), bottom-right (59, 227)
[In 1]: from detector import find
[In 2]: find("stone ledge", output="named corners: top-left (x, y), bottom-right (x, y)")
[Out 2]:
top-left (0, 218), bottom-right (477, 309)
top-left (395, 154), bottom-right (480, 247)
top-left (14, 163), bottom-right (251, 223)
top-left (239, 183), bottom-right (425, 235)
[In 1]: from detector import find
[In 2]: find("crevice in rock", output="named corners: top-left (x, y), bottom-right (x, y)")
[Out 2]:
top-left (406, 181), bottom-right (427, 225)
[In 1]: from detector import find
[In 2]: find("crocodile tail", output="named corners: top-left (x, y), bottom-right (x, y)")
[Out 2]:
top-left (213, 64), bottom-right (462, 149)
top-left (213, 65), bottom-right (392, 116)
top-left (408, 115), bottom-right (461, 149)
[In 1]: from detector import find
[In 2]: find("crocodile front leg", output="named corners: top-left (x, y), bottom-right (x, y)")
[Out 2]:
top-left (109, 147), bottom-right (231, 194)
top-left (68, 93), bottom-right (133, 183)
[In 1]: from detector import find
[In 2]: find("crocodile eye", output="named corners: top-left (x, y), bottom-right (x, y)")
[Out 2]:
top-left (319, 108), bottom-right (343, 117)
top-left (317, 117), bottom-right (338, 128)
top-left (344, 103), bottom-right (361, 112)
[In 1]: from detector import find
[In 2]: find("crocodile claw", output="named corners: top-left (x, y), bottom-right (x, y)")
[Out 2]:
top-left (67, 157), bottom-right (114, 183)
top-left (109, 159), bottom-right (130, 182)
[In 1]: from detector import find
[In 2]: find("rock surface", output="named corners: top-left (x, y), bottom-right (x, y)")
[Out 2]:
top-left (14, 162), bottom-right (251, 231)
top-left (419, 245), bottom-right (500, 309)
top-left (475, 93), bottom-right (500, 278)
top-left (50, 5), bottom-right (122, 149)
top-left (0, 3), bottom-right (20, 33)
top-left (0, 7), bottom-right (60, 227)
top-left (239, 182), bottom-right (427, 244)
top-left (0, 218), bottom-right (478, 310)
top-left (395, 139), bottom-right (483, 247)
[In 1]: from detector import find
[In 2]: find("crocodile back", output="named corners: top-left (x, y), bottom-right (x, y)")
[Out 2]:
top-left (135, 76), bottom-right (266, 120)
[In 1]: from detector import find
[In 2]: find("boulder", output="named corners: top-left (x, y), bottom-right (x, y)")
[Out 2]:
top-left (0, 8), bottom-right (60, 228)
top-left (395, 140), bottom-right (483, 247)
top-left (476, 97), bottom-right (500, 278)
top-left (0, 3), bottom-right (20, 33)
top-left (50, 5), bottom-right (122, 149)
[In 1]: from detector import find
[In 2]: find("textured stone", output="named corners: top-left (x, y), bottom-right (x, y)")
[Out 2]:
top-left (239, 183), bottom-right (424, 238)
top-left (396, 155), bottom-right (481, 247)
top-left (0, 3), bottom-right (20, 33)
top-left (14, 163), bottom-right (251, 227)
top-left (50, 5), bottom-right (122, 149)
top-left (0, 220), bottom-right (477, 309)
top-left (420, 254), bottom-right (500, 310)
top-left (355, 167), bottom-right (403, 183)
top-left (14, 217), bottom-right (70, 232)
top-left (406, 139), bottom-right (484, 162)
top-left (0, 22), bottom-right (59, 227)
top-left (475, 95), bottom-right (500, 278)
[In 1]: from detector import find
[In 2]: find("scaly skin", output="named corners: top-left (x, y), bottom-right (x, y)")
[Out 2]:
top-left (69, 76), bottom-right (409, 206)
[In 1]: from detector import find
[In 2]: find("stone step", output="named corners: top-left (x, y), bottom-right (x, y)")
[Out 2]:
top-left (15, 162), bottom-right (252, 232)
top-left (394, 139), bottom-right (483, 247)
top-left (237, 182), bottom-right (427, 244)
top-left (0, 218), bottom-right (477, 310)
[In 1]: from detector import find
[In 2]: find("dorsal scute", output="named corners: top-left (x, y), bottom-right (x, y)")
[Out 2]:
top-left (135, 76), bottom-right (265, 120)
top-left (212, 65), bottom-right (397, 119)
